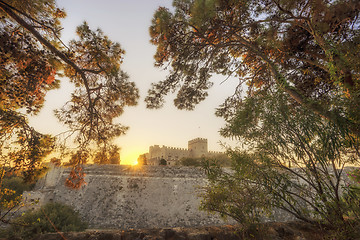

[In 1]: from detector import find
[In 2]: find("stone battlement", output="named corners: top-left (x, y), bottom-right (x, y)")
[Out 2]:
top-left (40, 165), bottom-right (206, 183)
top-left (158, 146), bottom-right (188, 151)
top-left (145, 138), bottom-right (223, 165)
top-left (188, 137), bottom-right (207, 144)
top-left (27, 165), bottom-right (228, 229)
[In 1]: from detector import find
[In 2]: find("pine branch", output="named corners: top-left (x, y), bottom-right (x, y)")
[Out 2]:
top-left (0, 1), bottom-right (94, 129)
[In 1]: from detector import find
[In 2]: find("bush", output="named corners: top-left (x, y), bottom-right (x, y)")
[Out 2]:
top-left (200, 153), bottom-right (272, 227)
top-left (178, 156), bottom-right (231, 167)
top-left (2, 176), bottom-right (35, 203)
top-left (159, 158), bottom-right (167, 165)
top-left (0, 176), bottom-right (35, 214)
top-left (179, 157), bottom-right (201, 166)
top-left (5, 202), bottom-right (88, 239)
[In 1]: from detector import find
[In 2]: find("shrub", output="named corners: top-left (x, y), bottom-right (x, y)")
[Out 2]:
top-left (2, 176), bottom-right (35, 203)
top-left (179, 157), bottom-right (201, 166)
top-left (5, 202), bottom-right (88, 239)
top-left (178, 156), bottom-right (231, 167)
top-left (159, 158), bottom-right (167, 165)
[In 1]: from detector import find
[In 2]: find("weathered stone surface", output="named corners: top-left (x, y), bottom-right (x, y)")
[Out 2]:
top-left (24, 165), bottom-right (354, 230)
top-left (24, 165), bottom-right (230, 229)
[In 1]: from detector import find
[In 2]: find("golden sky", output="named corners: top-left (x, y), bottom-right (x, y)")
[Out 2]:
top-left (28, 0), bottom-right (238, 165)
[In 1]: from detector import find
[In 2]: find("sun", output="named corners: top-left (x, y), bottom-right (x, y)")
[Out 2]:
top-left (131, 160), bottom-right (138, 166)
top-left (121, 151), bottom-right (141, 166)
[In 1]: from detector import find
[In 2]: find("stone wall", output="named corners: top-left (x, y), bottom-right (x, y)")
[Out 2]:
top-left (25, 165), bottom-right (352, 230)
top-left (147, 145), bottom-right (189, 165)
top-left (188, 138), bottom-right (208, 158)
top-left (146, 138), bottom-right (226, 165)
top-left (24, 165), bottom-right (231, 229)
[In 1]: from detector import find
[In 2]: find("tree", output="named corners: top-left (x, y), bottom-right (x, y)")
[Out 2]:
top-left (0, 0), bottom-right (138, 186)
top-left (200, 154), bottom-right (271, 227)
top-left (93, 145), bottom-right (120, 165)
top-left (147, 0), bottom-right (360, 137)
top-left (49, 157), bottom-right (61, 167)
top-left (159, 158), bottom-right (167, 166)
top-left (0, 1), bottom-right (139, 224)
top-left (0, 0), bottom-right (59, 181)
top-left (148, 0), bottom-right (360, 235)
top-left (93, 151), bottom-right (108, 165)
top-left (137, 154), bottom-right (147, 166)
top-left (201, 90), bottom-right (360, 235)
top-left (109, 145), bottom-right (121, 165)
top-left (55, 22), bottom-right (139, 149)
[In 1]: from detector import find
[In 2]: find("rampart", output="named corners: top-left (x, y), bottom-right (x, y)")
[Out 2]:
top-left (24, 165), bottom-right (231, 229)
top-left (23, 165), bottom-right (357, 230)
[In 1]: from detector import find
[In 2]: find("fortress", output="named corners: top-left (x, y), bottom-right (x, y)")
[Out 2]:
top-left (23, 165), bottom-right (233, 229)
top-left (23, 164), bottom-right (355, 229)
top-left (139, 138), bottom-right (225, 165)
top-left (22, 165), bottom-right (305, 229)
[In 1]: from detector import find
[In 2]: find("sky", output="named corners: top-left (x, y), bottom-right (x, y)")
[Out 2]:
top-left (28, 0), bottom-right (240, 165)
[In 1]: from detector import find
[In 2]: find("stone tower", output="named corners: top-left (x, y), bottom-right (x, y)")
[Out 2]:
top-left (188, 138), bottom-right (208, 158)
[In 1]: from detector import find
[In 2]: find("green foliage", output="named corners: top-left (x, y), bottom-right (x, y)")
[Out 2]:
top-left (0, 170), bottom-right (46, 225)
top-left (147, 0), bottom-right (360, 138)
top-left (56, 21), bottom-right (139, 148)
top-left (93, 151), bottom-right (109, 165)
top-left (150, 2), bottom-right (360, 230)
top-left (202, 90), bottom-right (360, 232)
top-left (178, 156), bottom-right (231, 167)
top-left (348, 169), bottom-right (360, 184)
top-left (159, 158), bottom-right (167, 166)
top-left (5, 202), bottom-right (88, 239)
top-left (93, 145), bottom-right (121, 165)
top-left (55, 22), bottom-right (139, 151)
top-left (207, 155), bottom-right (232, 167)
top-left (1, 176), bottom-right (35, 203)
top-left (137, 155), bottom-right (147, 166)
top-left (0, 0), bottom-right (139, 191)
top-left (109, 155), bottom-right (120, 165)
top-left (201, 153), bottom-right (272, 227)
top-left (0, 0), bottom-right (62, 180)
top-left (343, 169), bottom-right (360, 221)
top-left (190, 0), bottom-right (217, 29)
top-left (0, 0), bottom-right (62, 115)
top-left (179, 157), bottom-right (202, 167)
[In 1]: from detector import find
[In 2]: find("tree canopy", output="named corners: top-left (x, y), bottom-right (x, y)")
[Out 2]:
top-left (147, 0), bottom-right (360, 137)
top-left (148, 0), bottom-right (360, 234)
top-left (202, 89), bottom-right (360, 233)
top-left (0, 0), bottom-right (138, 182)
top-left (93, 145), bottom-right (120, 165)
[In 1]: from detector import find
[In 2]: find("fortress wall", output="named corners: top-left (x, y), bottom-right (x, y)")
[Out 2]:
top-left (146, 138), bottom-right (228, 165)
top-left (25, 165), bottom-right (230, 229)
top-left (148, 145), bottom-right (193, 165)
top-left (24, 165), bottom-right (357, 229)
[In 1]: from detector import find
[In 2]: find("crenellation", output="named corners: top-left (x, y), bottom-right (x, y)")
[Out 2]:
top-left (144, 138), bottom-right (226, 165)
